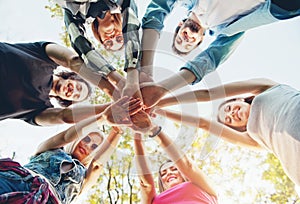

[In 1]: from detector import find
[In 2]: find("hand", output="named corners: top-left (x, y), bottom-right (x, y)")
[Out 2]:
top-left (130, 110), bottom-right (153, 134)
top-left (139, 71), bottom-right (154, 84)
top-left (122, 83), bottom-right (143, 103)
top-left (102, 96), bottom-right (142, 125)
top-left (140, 82), bottom-right (167, 109)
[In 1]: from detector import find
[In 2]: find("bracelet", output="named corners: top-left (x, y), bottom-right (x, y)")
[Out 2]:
top-left (149, 126), bottom-right (162, 138)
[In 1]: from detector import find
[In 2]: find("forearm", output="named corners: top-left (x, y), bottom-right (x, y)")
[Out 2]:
top-left (158, 78), bottom-right (276, 107)
top-left (140, 29), bottom-right (160, 77)
top-left (134, 137), bottom-right (154, 177)
top-left (93, 128), bottom-right (122, 165)
top-left (158, 69), bottom-right (196, 92)
top-left (134, 135), bottom-right (156, 202)
top-left (216, 78), bottom-right (277, 98)
top-left (126, 68), bottom-right (139, 85)
top-left (155, 109), bottom-right (205, 130)
top-left (107, 71), bottom-right (126, 90)
top-left (45, 43), bottom-right (81, 71)
top-left (77, 64), bottom-right (120, 98)
top-left (157, 89), bottom-right (210, 108)
top-left (36, 103), bottom-right (111, 126)
top-left (36, 112), bottom-right (106, 154)
top-left (155, 109), bottom-right (261, 149)
top-left (64, 103), bottom-right (111, 123)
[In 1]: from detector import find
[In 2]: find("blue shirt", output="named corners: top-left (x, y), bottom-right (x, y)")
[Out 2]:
top-left (142, 0), bottom-right (300, 84)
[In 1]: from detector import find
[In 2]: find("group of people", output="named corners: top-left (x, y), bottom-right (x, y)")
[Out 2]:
top-left (0, 0), bottom-right (300, 203)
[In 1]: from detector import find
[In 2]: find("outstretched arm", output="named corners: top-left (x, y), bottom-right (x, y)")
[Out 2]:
top-left (141, 33), bottom-right (246, 109)
top-left (63, 8), bottom-right (115, 75)
top-left (134, 133), bottom-right (156, 203)
top-left (45, 43), bottom-right (120, 99)
top-left (62, 8), bottom-right (126, 91)
top-left (121, 1), bottom-right (143, 100)
top-left (82, 126), bottom-right (123, 192)
top-left (140, 0), bottom-right (177, 82)
top-left (35, 103), bottom-right (111, 126)
top-left (154, 129), bottom-right (217, 197)
top-left (141, 69), bottom-right (196, 109)
top-left (157, 78), bottom-right (278, 108)
top-left (155, 109), bottom-right (261, 149)
top-left (35, 97), bottom-right (142, 154)
top-left (140, 29), bottom-right (159, 82)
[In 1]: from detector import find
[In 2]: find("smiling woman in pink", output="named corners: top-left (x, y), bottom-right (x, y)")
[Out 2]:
top-left (155, 78), bottom-right (300, 187)
top-left (134, 126), bottom-right (218, 204)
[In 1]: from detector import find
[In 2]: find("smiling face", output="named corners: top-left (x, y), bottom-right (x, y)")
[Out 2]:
top-left (93, 12), bottom-right (124, 51)
top-left (159, 162), bottom-right (185, 190)
top-left (218, 100), bottom-right (251, 129)
top-left (72, 132), bottom-right (103, 162)
top-left (173, 18), bottom-right (205, 54)
top-left (55, 78), bottom-right (89, 102)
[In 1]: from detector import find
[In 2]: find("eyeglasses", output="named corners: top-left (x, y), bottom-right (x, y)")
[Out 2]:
top-left (82, 135), bottom-right (98, 150)
top-left (103, 34), bottom-right (124, 50)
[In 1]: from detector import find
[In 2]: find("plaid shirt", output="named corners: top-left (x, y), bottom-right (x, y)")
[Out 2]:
top-left (0, 158), bottom-right (60, 204)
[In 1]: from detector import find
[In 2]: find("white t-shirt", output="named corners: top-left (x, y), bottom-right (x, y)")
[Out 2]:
top-left (192, 0), bottom-right (265, 28)
top-left (248, 84), bottom-right (300, 186)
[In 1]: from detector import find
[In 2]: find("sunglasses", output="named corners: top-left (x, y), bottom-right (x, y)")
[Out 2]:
top-left (82, 135), bottom-right (99, 150)
top-left (103, 34), bottom-right (124, 50)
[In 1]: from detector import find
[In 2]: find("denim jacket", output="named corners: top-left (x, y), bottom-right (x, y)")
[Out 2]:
top-left (142, 0), bottom-right (299, 84)
top-left (24, 149), bottom-right (86, 204)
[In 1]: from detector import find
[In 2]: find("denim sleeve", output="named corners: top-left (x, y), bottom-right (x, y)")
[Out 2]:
top-left (181, 32), bottom-right (245, 84)
top-left (142, 0), bottom-right (177, 33)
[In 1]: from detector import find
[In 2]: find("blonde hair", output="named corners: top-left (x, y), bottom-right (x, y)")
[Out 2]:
top-left (157, 160), bottom-right (187, 193)
top-left (64, 131), bottom-right (104, 166)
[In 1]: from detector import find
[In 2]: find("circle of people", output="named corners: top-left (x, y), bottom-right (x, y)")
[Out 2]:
top-left (0, 0), bottom-right (299, 203)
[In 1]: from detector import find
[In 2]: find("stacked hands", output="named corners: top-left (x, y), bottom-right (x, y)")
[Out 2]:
top-left (102, 95), bottom-right (162, 137)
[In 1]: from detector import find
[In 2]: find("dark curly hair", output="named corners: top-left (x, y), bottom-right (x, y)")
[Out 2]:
top-left (51, 71), bottom-right (92, 107)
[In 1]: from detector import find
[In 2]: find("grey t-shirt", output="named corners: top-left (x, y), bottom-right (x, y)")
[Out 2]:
top-left (248, 84), bottom-right (300, 186)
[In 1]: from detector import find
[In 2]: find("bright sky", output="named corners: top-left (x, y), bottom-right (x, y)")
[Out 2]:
top-left (0, 0), bottom-right (300, 202)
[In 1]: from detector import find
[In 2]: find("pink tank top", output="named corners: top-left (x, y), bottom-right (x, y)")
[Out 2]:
top-left (152, 182), bottom-right (218, 204)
